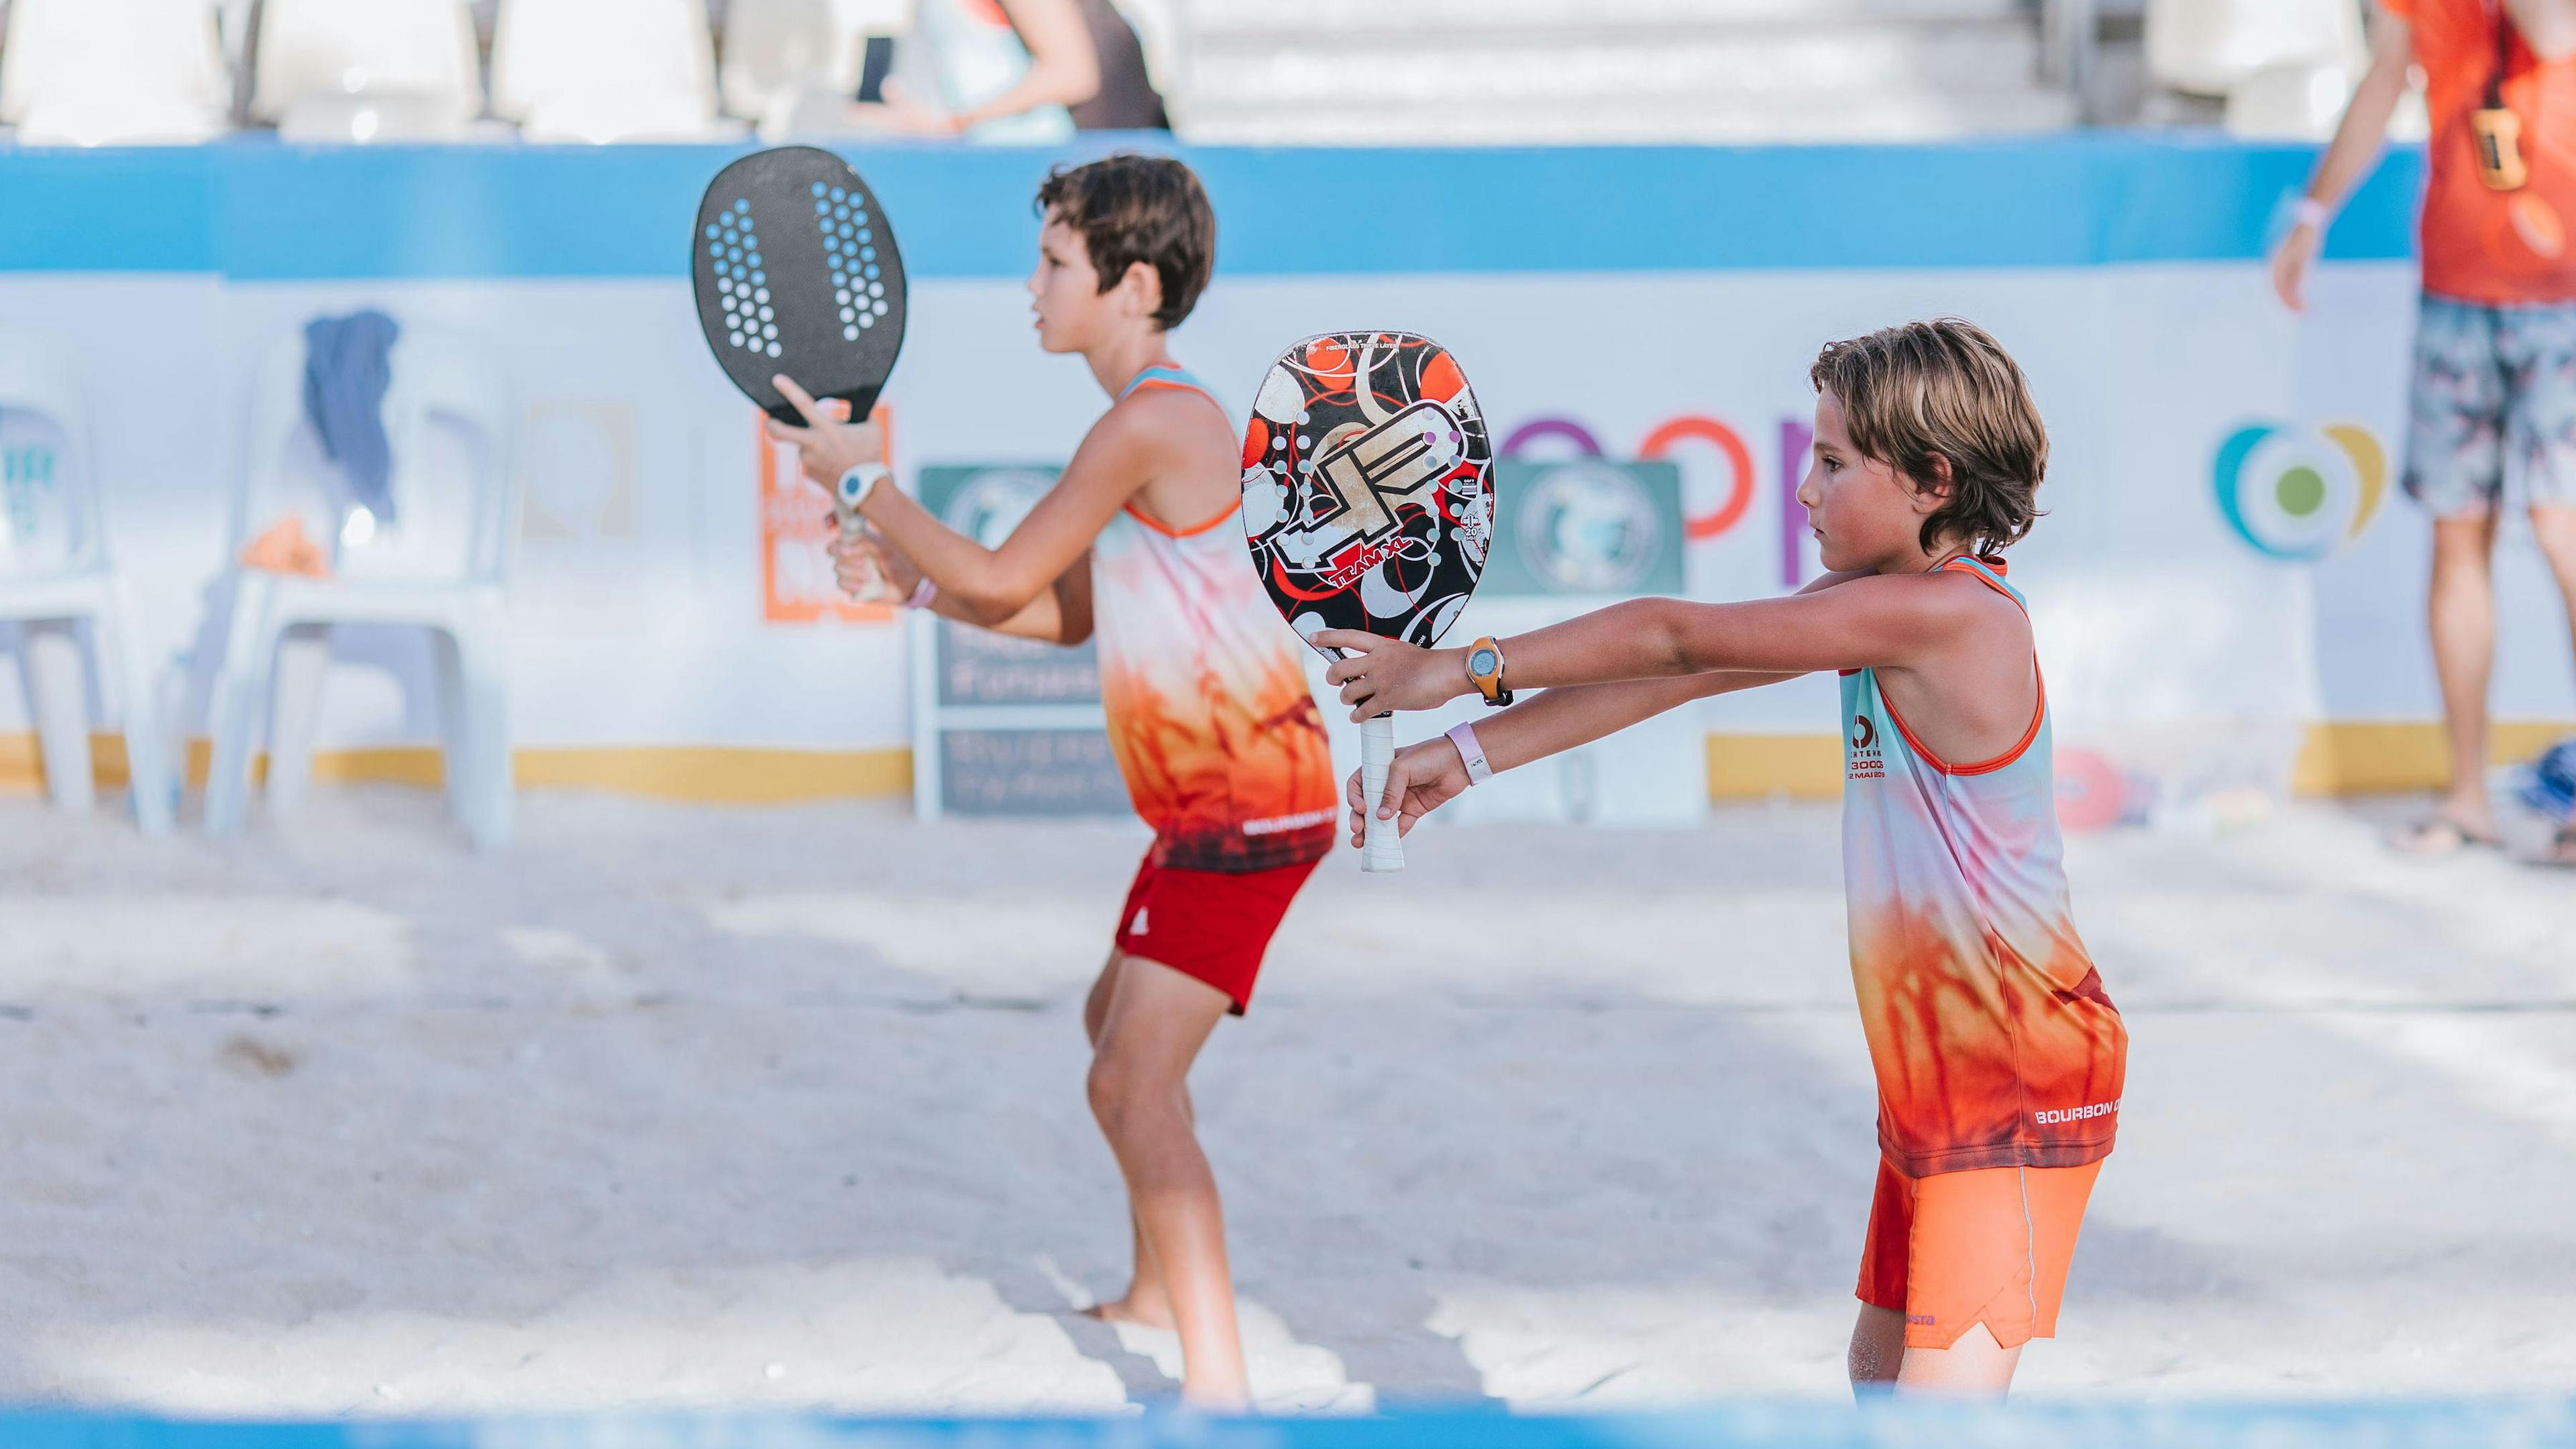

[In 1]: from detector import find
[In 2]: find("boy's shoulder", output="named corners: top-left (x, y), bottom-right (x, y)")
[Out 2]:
top-left (1090, 375), bottom-right (1235, 451)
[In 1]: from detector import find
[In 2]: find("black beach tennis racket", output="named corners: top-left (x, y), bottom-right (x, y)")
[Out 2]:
top-left (692, 146), bottom-right (908, 430)
top-left (1240, 331), bottom-right (1495, 873)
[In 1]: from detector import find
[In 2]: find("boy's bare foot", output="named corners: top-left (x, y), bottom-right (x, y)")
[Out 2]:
top-left (1081, 1291), bottom-right (1176, 1330)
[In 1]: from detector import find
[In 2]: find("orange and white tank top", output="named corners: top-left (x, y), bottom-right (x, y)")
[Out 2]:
top-left (1091, 366), bottom-right (1338, 871)
top-left (1839, 556), bottom-right (2127, 1176)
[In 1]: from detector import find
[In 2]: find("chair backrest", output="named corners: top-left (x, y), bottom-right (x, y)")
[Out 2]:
top-left (722, 0), bottom-right (857, 121)
top-left (491, 0), bottom-right (720, 141)
top-left (0, 328), bottom-right (105, 579)
top-left (249, 0), bottom-right (482, 128)
top-left (2147, 0), bottom-right (2365, 97)
top-left (0, 0), bottom-right (228, 144)
top-left (237, 320), bottom-right (519, 586)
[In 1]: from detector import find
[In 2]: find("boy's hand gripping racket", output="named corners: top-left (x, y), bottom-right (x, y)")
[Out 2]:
top-left (1240, 332), bottom-right (1495, 873)
top-left (692, 146), bottom-right (908, 432)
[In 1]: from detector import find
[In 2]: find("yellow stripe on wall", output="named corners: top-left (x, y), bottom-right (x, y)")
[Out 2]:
top-left (5, 725), bottom-right (2569, 808)
top-left (0, 735), bottom-right (912, 804)
top-left (2289, 720), bottom-right (2573, 797)
top-left (1705, 733), bottom-right (1845, 800)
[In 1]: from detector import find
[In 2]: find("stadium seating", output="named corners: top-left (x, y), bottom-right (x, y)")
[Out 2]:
top-left (2147, 0), bottom-right (2364, 99)
top-left (203, 324), bottom-right (520, 848)
top-left (0, 0), bottom-right (229, 146)
top-left (720, 0), bottom-right (914, 129)
top-left (1175, 0), bottom-right (2080, 144)
top-left (0, 329), bottom-right (178, 833)
top-left (492, 0), bottom-right (733, 142)
top-left (249, 0), bottom-right (484, 142)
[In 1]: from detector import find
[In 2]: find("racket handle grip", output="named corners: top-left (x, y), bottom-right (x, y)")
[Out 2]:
top-left (834, 474), bottom-right (869, 546)
top-left (1358, 714), bottom-right (1404, 873)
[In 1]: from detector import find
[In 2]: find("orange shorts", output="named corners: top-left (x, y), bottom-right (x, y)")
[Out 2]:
top-left (1856, 1154), bottom-right (2104, 1351)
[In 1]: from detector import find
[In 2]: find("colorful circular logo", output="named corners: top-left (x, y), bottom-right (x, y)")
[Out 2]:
top-left (2211, 421), bottom-right (2386, 561)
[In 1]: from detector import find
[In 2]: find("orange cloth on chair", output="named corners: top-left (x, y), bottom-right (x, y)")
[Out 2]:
top-left (239, 517), bottom-right (330, 578)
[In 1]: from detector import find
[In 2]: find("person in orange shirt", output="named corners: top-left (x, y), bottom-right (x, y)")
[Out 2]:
top-left (2275, 0), bottom-right (2576, 863)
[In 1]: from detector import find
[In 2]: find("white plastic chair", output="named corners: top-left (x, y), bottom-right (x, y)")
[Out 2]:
top-left (203, 323), bottom-right (519, 849)
top-left (249, 0), bottom-right (484, 142)
top-left (0, 329), bottom-right (176, 834)
top-left (724, 0), bottom-right (863, 125)
top-left (0, 0), bottom-right (229, 146)
top-left (491, 0), bottom-right (732, 142)
top-left (2147, 0), bottom-right (2365, 99)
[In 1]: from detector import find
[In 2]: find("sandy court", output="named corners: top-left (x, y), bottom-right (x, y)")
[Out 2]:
top-left (0, 786), bottom-right (2569, 1415)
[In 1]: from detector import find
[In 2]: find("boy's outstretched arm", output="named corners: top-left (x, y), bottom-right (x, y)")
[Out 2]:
top-left (1346, 667), bottom-right (1805, 842)
top-left (1317, 569), bottom-right (1968, 719)
top-left (767, 374), bottom-right (1152, 628)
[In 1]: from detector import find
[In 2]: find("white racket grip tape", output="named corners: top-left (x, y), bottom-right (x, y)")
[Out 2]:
top-left (1359, 714), bottom-right (1404, 873)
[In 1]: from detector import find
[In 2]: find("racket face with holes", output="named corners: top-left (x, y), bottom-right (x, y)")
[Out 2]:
top-left (692, 147), bottom-right (908, 425)
top-left (1239, 331), bottom-right (1494, 652)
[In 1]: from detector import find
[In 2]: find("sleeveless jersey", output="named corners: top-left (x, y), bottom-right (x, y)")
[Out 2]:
top-left (1091, 366), bottom-right (1337, 871)
top-left (1839, 556), bottom-right (2127, 1176)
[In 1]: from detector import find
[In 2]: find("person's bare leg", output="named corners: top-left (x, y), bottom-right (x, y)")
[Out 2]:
top-left (1847, 1304), bottom-right (1904, 1399)
top-left (1087, 957), bottom-right (1246, 1406)
top-left (2420, 513), bottom-right (2504, 841)
top-left (2532, 506), bottom-right (2576, 861)
top-left (1080, 950), bottom-right (1194, 1330)
top-left (1892, 1321), bottom-right (2024, 1397)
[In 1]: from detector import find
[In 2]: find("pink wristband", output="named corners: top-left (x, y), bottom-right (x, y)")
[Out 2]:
top-left (906, 578), bottom-right (936, 609)
top-left (2292, 197), bottom-right (2332, 232)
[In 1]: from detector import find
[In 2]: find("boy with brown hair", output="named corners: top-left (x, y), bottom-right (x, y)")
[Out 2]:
top-left (766, 153), bottom-right (1337, 1407)
top-left (1318, 318), bottom-right (2128, 1397)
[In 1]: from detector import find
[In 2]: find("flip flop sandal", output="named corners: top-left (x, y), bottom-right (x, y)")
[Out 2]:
top-left (2385, 815), bottom-right (2505, 857)
top-left (2524, 826), bottom-right (2576, 870)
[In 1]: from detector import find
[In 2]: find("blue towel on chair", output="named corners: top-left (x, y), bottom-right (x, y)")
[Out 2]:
top-left (301, 311), bottom-right (402, 524)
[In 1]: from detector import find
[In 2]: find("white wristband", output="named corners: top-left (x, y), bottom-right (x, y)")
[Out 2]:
top-left (906, 577), bottom-right (937, 610)
top-left (2292, 197), bottom-right (2331, 233)
top-left (1446, 721), bottom-right (1493, 786)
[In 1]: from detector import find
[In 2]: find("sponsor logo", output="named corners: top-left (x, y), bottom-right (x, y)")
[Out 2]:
top-left (1243, 806), bottom-right (1338, 837)
top-left (1907, 1313), bottom-right (1936, 1327)
top-left (1516, 460), bottom-right (1665, 593)
top-left (1847, 713), bottom-right (1884, 780)
top-left (1312, 400), bottom-right (1468, 545)
top-left (1128, 906), bottom-right (1148, 936)
top-left (2033, 1098), bottom-right (2121, 1126)
top-left (2212, 421), bottom-right (2386, 561)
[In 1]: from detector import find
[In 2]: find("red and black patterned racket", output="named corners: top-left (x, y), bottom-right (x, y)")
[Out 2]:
top-left (1240, 331), bottom-right (1495, 873)
top-left (692, 146), bottom-right (907, 429)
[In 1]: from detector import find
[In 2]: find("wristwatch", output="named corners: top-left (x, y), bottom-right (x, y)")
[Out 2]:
top-left (1465, 635), bottom-right (1512, 706)
top-left (837, 462), bottom-right (892, 518)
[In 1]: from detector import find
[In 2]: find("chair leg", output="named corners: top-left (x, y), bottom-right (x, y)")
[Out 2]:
top-left (95, 588), bottom-right (174, 835)
top-left (445, 610), bottom-right (513, 851)
top-left (21, 619), bottom-right (95, 816)
top-left (264, 624), bottom-right (330, 818)
top-left (203, 576), bottom-right (280, 838)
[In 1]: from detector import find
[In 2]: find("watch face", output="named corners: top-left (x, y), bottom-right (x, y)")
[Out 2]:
top-left (1468, 647), bottom-right (1499, 678)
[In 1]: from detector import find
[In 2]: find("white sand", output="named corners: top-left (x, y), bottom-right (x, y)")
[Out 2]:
top-left (0, 787), bottom-right (2569, 1413)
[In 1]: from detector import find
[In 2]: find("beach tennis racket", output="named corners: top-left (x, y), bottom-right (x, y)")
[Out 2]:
top-left (1240, 331), bottom-right (1495, 873)
top-left (692, 146), bottom-right (907, 429)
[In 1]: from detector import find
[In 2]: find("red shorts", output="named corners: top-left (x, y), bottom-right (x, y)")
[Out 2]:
top-left (1858, 1153), bottom-right (2104, 1350)
top-left (1112, 853), bottom-right (1320, 1015)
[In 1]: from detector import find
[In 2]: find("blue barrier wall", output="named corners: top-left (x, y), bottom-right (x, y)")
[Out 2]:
top-left (0, 133), bottom-right (2419, 279)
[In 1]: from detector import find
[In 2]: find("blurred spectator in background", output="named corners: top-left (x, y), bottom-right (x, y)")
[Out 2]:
top-left (2275, 0), bottom-right (2576, 863)
top-left (879, 0), bottom-right (1099, 142)
top-left (1065, 0), bottom-right (1166, 131)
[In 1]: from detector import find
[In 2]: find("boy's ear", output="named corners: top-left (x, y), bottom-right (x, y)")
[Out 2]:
top-left (1118, 259), bottom-right (1164, 321)
top-left (1909, 452), bottom-right (1956, 513)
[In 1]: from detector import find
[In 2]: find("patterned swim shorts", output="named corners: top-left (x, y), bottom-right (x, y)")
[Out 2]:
top-left (2406, 294), bottom-right (2576, 518)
